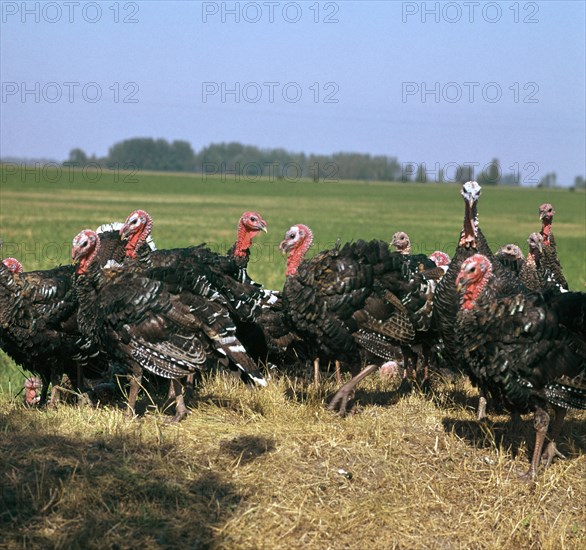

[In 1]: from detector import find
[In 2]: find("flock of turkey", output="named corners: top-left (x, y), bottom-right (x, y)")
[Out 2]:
top-left (1, 182), bottom-right (585, 480)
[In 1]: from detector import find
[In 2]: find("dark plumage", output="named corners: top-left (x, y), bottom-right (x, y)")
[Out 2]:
top-left (496, 244), bottom-right (525, 277)
top-left (119, 210), bottom-right (279, 392)
top-left (456, 254), bottom-right (586, 480)
top-left (276, 224), bottom-right (439, 414)
top-left (0, 260), bottom-right (79, 405)
top-left (538, 203), bottom-right (569, 291)
top-left (72, 229), bottom-right (266, 421)
top-left (433, 181), bottom-right (484, 373)
top-left (0, 225), bottom-right (126, 405)
top-left (432, 181), bottom-right (527, 419)
top-left (120, 210), bottom-right (275, 328)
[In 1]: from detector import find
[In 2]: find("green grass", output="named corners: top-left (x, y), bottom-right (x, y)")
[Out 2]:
top-left (1, 164), bottom-right (584, 290)
top-left (1, 165), bottom-right (585, 548)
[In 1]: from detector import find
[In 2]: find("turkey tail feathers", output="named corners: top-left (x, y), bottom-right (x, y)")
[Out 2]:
top-left (545, 383), bottom-right (586, 410)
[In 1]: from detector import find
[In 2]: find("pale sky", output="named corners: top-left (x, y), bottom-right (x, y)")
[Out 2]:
top-left (1, 0), bottom-right (585, 185)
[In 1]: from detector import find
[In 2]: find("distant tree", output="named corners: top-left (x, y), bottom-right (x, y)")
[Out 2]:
top-left (168, 140), bottom-right (196, 171)
top-left (478, 158), bottom-right (500, 185)
top-left (501, 172), bottom-right (520, 186)
top-left (415, 164), bottom-right (427, 183)
top-left (452, 164), bottom-right (474, 183)
top-left (537, 172), bottom-right (557, 188)
top-left (105, 138), bottom-right (195, 172)
top-left (574, 175), bottom-right (585, 190)
top-left (64, 148), bottom-right (88, 166)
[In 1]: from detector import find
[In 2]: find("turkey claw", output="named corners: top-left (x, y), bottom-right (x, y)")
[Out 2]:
top-left (327, 388), bottom-right (354, 417)
top-left (541, 442), bottom-right (566, 468)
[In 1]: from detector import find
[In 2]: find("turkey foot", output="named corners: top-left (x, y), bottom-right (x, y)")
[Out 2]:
top-left (328, 364), bottom-right (378, 416)
top-left (518, 407), bottom-right (549, 482)
top-left (541, 441), bottom-right (566, 468)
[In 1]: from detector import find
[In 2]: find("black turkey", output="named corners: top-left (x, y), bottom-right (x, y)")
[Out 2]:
top-left (72, 229), bottom-right (266, 421)
top-left (277, 224), bottom-right (440, 415)
top-left (455, 253), bottom-right (585, 480)
top-left (432, 181), bottom-right (526, 419)
top-left (0, 224), bottom-right (126, 406)
top-left (496, 244), bottom-right (525, 277)
top-left (538, 203), bottom-right (569, 291)
top-left (120, 209), bottom-right (280, 378)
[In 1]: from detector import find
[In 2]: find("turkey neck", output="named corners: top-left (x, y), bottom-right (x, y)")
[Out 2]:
top-left (540, 218), bottom-right (553, 245)
top-left (0, 262), bottom-right (23, 325)
top-left (232, 222), bottom-right (256, 260)
top-left (127, 222), bottom-right (153, 265)
top-left (526, 248), bottom-right (539, 268)
top-left (459, 199), bottom-right (478, 249)
top-left (74, 252), bottom-right (104, 339)
top-left (286, 234), bottom-right (313, 277)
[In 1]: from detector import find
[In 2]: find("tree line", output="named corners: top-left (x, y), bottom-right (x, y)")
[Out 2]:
top-left (64, 138), bottom-right (584, 188)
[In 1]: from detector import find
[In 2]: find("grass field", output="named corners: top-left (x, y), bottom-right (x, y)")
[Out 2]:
top-left (1, 165), bottom-right (585, 548)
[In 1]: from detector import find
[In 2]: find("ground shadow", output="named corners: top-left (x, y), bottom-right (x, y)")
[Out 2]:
top-left (442, 413), bottom-right (586, 462)
top-left (219, 434), bottom-right (276, 465)
top-left (0, 409), bottom-right (244, 549)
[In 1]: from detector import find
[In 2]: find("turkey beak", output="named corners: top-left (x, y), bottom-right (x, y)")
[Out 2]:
top-left (279, 240), bottom-right (289, 256)
top-left (455, 275), bottom-right (466, 293)
top-left (259, 221), bottom-right (268, 233)
top-left (119, 226), bottom-right (130, 241)
top-left (537, 241), bottom-right (543, 254)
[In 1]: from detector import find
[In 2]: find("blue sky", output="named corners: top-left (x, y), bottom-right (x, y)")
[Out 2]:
top-left (1, 0), bottom-right (585, 185)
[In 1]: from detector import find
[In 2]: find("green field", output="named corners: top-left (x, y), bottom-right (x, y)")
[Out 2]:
top-left (1, 165), bottom-right (585, 548)
top-left (1, 165), bottom-right (585, 290)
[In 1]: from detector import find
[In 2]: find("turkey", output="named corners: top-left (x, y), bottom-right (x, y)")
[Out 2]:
top-left (538, 203), bottom-right (569, 291)
top-left (455, 253), bottom-right (586, 480)
top-left (0, 257), bottom-right (84, 406)
top-left (432, 181), bottom-right (485, 375)
top-left (121, 209), bottom-right (266, 281)
top-left (0, 224), bottom-right (131, 406)
top-left (428, 251), bottom-right (450, 271)
top-left (120, 210), bottom-right (275, 323)
top-left (496, 244), bottom-right (525, 277)
top-left (277, 224), bottom-right (439, 414)
top-left (391, 231), bottom-right (411, 254)
top-left (119, 209), bottom-right (278, 374)
top-left (1, 257), bottom-right (23, 274)
top-left (432, 181), bottom-right (526, 419)
top-left (517, 233), bottom-right (543, 291)
top-left (71, 229), bottom-right (267, 421)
